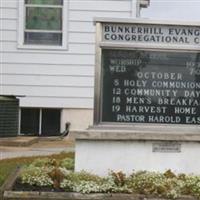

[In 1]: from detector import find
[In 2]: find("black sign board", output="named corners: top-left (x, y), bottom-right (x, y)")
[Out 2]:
top-left (101, 49), bottom-right (200, 125)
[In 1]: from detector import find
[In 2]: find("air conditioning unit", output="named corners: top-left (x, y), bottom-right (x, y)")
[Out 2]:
top-left (0, 95), bottom-right (19, 137)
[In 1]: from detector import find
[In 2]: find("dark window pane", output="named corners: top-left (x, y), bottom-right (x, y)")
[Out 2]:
top-left (42, 109), bottom-right (61, 136)
top-left (25, 32), bottom-right (62, 45)
top-left (25, 0), bottom-right (63, 5)
top-left (26, 7), bottom-right (62, 30)
top-left (21, 108), bottom-right (39, 135)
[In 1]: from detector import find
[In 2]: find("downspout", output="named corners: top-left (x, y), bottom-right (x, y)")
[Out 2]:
top-left (131, 0), bottom-right (141, 18)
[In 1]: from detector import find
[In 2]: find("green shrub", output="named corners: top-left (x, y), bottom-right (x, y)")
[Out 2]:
top-left (64, 171), bottom-right (104, 184)
top-left (61, 180), bottom-right (101, 193)
top-left (127, 171), bottom-right (166, 195)
top-left (60, 172), bottom-right (131, 194)
top-left (127, 171), bottom-right (185, 199)
top-left (17, 157), bottom-right (200, 199)
top-left (60, 171), bottom-right (105, 193)
top-left (60, 158), bottom-right (74, 170)
top-left (181, 175), bottom-right (200, 198)
top-left (29, 158), bottom-right (50, 167)
top-left (20, 166), bottom-right (53, 187)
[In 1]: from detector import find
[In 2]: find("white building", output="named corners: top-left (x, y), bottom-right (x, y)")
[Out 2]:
top-left (0, 0), bottom-right (149, 136)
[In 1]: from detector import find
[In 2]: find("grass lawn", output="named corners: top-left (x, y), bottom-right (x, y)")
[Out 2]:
top-left (0, 152), bottom-right (74, 187)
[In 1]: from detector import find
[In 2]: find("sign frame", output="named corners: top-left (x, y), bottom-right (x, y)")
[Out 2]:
top-left (93, 18), bottom-right (200, 129)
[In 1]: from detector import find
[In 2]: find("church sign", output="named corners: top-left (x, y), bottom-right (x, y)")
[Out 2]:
top-left (102, 23), bottom-right (200, 48)
top-left (94, 19), bottom-right (200, 125)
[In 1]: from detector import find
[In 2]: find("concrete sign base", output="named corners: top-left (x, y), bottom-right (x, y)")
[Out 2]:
top-left (75, 126), bottom-right (200, 176)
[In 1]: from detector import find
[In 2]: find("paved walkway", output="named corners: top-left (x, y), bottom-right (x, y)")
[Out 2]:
top-left (0, 137), bottom-right (75, 160)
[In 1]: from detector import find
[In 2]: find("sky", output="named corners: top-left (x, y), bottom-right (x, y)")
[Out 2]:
top-left (141, 0), bottom-right (200, 22)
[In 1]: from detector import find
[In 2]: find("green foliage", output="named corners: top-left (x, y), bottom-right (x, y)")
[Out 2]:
top-left (60, 171), bottom-right (131, 194)
top-left (5, 154), bottom-right (200, 199)
top-left (181, 175), bottom-right (200, 198)
top-left (29, 158), bottom-right (50, 167)
top-left (20, 166), bottom-right (53, 187)
top-left (19, 156), bottom-right (75, 189)
top-left (64, 171), bottom-right (104, 184)
top-left (61, 180), bottom-right (102, 193)
top-left (127, 171), bottom-right (167, 196)
top-left (126, 171), bottom-right (200, 199)
top-left (101, 175), bottom-right (131, 193)
top-left (60, 157), bottom-right (75, 170)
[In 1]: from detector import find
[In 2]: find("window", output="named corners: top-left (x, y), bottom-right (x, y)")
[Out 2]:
top-left (41, 109), bottom-right (61, 136)
top-left (18, 0), bottom-right (68, 49)
top-left (20, 108), bottom-right (61, 136)
top-left (20, 108), bottom-right (40, 135)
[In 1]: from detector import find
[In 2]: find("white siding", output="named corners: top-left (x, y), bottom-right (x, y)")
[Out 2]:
top-left (2, 53), bottom-right (95, 65)
top-left (0, 0), bottom-right (18, 9)
top-left (0, 19), bottom-right (17, 30)
top-left (2, 64), bottom-right (94, 76)
top-left (0, 8), bottom-right (17, 19)
top-left (2, 85), bottom-right (93, 98)
top-left (69, 10), bottom-right (131, 22)
top-left (2, 74), bottom-right (94, 87)
top-left (69, 1), bottom-right (131, 11)
top-left (1, 31), bottom-right (16, 41)
top-left (1, 42), bottom-right (95, 54)
top-left (20, 96), bottom-right (93, 108)
top-left (0, 0), bottom-right (132, 108)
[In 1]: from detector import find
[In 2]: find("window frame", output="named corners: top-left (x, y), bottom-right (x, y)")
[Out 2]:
top-left (18, 0), bottom-right (68, 50)
top-left (19, 108), bottom-right (61, 136)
